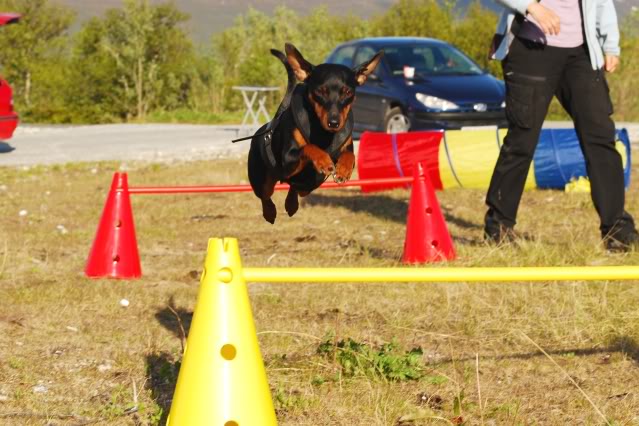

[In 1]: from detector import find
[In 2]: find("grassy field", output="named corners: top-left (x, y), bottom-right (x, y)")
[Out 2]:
top-left (1, 158), bottom-right (639, 425)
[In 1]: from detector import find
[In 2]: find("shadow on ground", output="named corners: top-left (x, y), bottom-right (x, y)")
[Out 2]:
top-left (434, 335), bottom-right (639, 365)
top-left (155, 302), bottom-right (193, 342)
top-left (305, 193), bottom-right (408, 223)
top-left (146, 300), bottom-right (193, 424)
top-left (305, 193), bottom-right (482, 230)
top-left (145, 352), bottom-right (180, 425)
top-left (304, 193), bottom-right (486, 246)
top-left (0, 142), bottom-right (15, 154)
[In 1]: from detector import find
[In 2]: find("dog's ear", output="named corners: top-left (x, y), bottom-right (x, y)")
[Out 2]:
top-left (353, 50), bottom-right (384, 86)
top-left (285, 43), bottom-right (314, 82)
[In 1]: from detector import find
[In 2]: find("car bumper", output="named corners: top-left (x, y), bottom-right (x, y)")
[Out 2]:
top-left (408, 110), bottom-right (507, 130)
top-left (0, 113), bottom-right (18, 140)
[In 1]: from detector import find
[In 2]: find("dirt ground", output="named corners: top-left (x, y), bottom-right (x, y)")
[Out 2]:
top-left (1, 158), bottom-right (639, 425)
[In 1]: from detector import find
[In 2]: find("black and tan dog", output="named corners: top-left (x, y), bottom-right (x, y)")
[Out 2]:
top-left (246, 43), bottom-right (383, 223)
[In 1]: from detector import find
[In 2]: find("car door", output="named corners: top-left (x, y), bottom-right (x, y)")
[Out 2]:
top-left (351, 45), bottom-right (389, 132)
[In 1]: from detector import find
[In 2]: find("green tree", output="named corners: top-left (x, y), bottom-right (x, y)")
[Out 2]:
top-left (71, 0), bottom-right (195, 121)
top-left (608, 12), bottom-right (639, 122)
top-left (369, 0), bottom-right (454, 40)
top-left (450, 2), bottom-right (500, 76)
top-left (0, 0), bottom-right (75, 111)
top-left (212, 6), bottom-right (368, 112)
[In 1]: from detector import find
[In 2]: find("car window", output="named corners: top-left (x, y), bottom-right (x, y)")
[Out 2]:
top-left (383, 43), bottom-right (483, 77)
top-left (329, 45), bottom-right (356, 67)
top-left (353, 46), bottom-right (381, 77)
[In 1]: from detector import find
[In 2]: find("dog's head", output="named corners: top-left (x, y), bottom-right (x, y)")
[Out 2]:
top-left (285, 43), bottom-right (383, 133)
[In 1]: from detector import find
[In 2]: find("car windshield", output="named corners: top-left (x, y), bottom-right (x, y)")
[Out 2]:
top-left (382, 43), bottom-right (484, 77)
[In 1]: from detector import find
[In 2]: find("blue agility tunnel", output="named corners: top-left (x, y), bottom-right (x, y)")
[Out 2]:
top-left (533, 128), bottom-right (631, 189)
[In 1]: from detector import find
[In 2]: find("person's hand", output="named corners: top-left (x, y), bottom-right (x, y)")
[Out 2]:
top-left (605, 55), bottom-right (619, 73)
top-left (527, 2), bottom-right (561, 35)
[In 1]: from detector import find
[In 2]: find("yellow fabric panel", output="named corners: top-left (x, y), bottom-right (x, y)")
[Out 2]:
top-left (616, 138), bottom-right (628, 170)
top-left (438, 128), bottom-right (536, 189)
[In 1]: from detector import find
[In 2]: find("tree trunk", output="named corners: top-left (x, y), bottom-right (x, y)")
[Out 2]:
top-left (136, 57), bottom-right (144, 120)
top-left (24, 71), bottom-right (31, 107)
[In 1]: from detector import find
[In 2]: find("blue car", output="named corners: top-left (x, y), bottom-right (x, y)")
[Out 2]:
top-left (325, 37), bottom-right (507, 133)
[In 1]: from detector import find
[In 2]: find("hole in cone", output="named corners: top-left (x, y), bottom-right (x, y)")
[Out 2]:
top-left (115, 219), bottom-right (122, 228)
top-left (221, 344), bottom-right (237, 360)
top-left (425, 207), bottom-right (433, 215)
top-left (225, 422), bottom-right (239, 426)
top-left (112, 255), bottom-right (120, 263)
top-left (431, 240), bottom-right (439, 248)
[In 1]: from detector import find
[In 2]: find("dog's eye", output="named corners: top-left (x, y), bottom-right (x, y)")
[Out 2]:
top-left (341, 87), bottom-right (353, 98)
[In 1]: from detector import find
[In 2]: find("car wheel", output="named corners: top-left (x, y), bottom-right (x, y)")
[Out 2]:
top-left (384, 107), bottom-right (410, 134)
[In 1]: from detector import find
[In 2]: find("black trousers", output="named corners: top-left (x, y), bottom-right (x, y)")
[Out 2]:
top-left (485, 36), bottom-right (635, 238)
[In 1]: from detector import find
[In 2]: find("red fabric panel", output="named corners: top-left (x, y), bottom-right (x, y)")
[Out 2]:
top-left (0, 114), bottom-right (18, 139)
top-left (357, 131), bottom-right (444, 192)
top-left (0, 79), bottom-right (17, 139)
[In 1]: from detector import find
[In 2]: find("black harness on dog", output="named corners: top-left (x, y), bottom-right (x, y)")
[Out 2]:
top-left (235, 84), bottom-right (354, 172)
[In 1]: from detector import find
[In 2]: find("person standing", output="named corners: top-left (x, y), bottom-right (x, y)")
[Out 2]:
top-left (485, 0), bottom-right (638, 251)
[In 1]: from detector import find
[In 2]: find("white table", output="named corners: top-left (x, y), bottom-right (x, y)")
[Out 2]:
top-left (232, 86), bottom-right (280, 128)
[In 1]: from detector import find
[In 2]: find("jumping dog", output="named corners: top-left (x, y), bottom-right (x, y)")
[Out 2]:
top-left (243, 43), bottom-right (383, 223)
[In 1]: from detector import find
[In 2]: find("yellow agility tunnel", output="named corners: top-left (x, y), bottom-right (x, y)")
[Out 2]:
top-left (358, 128), bottom-right (631, 192)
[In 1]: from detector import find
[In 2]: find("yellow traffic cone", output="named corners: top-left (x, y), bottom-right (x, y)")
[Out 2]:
top-left (167, 238), bottom-right (277, 426)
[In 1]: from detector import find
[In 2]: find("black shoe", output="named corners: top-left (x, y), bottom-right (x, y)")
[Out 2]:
top-left (604, 229), bottom-right (639, 253)
top-left (484, 224), bottom-right (519, 245)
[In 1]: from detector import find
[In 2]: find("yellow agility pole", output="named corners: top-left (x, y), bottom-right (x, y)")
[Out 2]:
top-left (169, 238), bottom-right (637, 425)
top-left (241, 266), bottom-right (639, 283)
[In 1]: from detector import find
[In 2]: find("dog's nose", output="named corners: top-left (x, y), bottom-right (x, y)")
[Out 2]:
top-left (328, 118), bottom-right (340, 129)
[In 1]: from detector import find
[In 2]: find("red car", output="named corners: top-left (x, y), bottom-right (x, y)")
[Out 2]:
top-left (0, 13), bottom-right (20, 140)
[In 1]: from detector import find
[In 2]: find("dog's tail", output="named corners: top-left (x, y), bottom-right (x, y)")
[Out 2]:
top-left (270, 49), bottom-right (296, 117)
top-left (231, 49), bottom-right (297, 143)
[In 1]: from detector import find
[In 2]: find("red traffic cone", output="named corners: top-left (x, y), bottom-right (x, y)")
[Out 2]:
top-left (85, 172), bottom-right (141, 279)
top-left (402, 162), bottom-right (456, 264)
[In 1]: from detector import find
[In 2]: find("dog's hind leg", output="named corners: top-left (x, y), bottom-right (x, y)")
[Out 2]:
top-left (285, 188), bottom-right (299, 217)
top-left (249, 141), bottom-right (278, 224)
top-left (260, 175), bottom-right (278, 224)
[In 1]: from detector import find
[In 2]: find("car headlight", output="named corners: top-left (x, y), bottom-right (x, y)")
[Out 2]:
top-left (416, 93), bottom-right (459, 111)
top-left (501, 100), bottom-right (506, 108)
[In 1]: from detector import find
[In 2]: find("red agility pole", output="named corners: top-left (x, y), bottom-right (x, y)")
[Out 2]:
top-left (86, 173), bottom-right (419, 279)
top-left (128, 176), bottom-right (414, 195)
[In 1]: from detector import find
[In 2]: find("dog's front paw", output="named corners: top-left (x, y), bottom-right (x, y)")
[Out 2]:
top-left (303, 145), bottom-right (335, 176)
top-left (334, 163), bottom-right (353, 184)
top-left (311, 155), bottom-right (335, 176)
top-left (334, 153), bottom-right (355, 184)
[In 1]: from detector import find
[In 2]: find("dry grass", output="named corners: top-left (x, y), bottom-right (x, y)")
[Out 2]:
top-left (1, 157), bottom-right (639, 425)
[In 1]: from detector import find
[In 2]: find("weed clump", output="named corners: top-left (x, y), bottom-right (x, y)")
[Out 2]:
top-left (317, 337), bottom-right (424, 381)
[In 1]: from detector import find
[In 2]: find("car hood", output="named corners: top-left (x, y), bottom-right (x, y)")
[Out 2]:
top-left (0, 13), bottom-right (20, 26)
top-left (403, 74), bottom-right (505, 104)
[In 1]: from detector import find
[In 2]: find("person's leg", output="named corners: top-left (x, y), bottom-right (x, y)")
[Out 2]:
top-left (555, 46), bottom-right (638, 250)
top-left (484, 38), bottom-right (563, 241)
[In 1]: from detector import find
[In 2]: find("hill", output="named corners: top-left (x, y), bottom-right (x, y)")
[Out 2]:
top-left (46, 0), bottom-right (639, 42)
top-left (61, 0), bottom-right (395, 42)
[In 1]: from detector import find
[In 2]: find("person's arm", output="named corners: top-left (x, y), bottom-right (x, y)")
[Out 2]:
top-left (596, 0), bottom-right (621, 72)
top-left (496, 0), bottom-right (561, 35)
